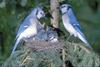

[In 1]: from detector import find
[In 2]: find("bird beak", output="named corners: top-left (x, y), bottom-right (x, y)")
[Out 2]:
top-left (45, 12), bottom-right (53, 19)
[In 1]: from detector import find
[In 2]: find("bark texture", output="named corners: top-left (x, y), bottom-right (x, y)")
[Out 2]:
top-left (50, 0), bottom-right (60, 28)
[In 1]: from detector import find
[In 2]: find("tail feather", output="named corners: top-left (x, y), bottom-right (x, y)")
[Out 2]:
top-left (77, 32), bottom-right (92, 49)
top-left (11, 37), bottom-right (21, 55)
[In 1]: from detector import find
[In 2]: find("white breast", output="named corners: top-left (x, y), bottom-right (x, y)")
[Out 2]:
top-left (62, 14), bottom-right (77, 36)
top-left (20, 18), bottom-right (37, 38)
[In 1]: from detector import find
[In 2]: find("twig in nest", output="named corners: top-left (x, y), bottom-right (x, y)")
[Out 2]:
top-left (21, 56), bottom-right (32, 65)
top-left (20, 50), bottom-right (31, 65)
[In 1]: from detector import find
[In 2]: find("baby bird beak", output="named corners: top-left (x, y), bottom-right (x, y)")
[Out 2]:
top-left (45, 12), bottom-right (53, 19)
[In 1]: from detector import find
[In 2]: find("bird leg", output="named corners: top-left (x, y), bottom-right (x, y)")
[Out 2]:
top-left (71, 37), bottom-right (77, 51)
top-left (66, 34), bottom-right (72, 41)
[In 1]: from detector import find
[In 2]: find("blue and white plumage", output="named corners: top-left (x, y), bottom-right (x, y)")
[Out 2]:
top-left (34, 24), bottom-right (48, 41)
top-left (47, 26), bottom-right (58, 43)
top-left (11, 6), bottom-right (45, 55)
top-left (60, 4), bottom-right (92, 49)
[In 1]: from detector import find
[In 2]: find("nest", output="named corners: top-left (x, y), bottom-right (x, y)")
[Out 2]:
top-left (25, 40), bottom-right (64, 51)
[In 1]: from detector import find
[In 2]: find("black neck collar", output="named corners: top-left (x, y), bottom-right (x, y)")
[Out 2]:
top-left (62, 11), bottom-right (67, 15)
top-left (62, 5), bottom-right (72, 15)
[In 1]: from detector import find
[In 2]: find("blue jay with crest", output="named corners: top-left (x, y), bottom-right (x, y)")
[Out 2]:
top-left (11, 6), bottom-right (46, 55)
top-left (59, 3), bottom-right (92, 49)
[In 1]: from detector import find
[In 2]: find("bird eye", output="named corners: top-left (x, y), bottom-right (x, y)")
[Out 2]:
top-left (61, 6), bottom-right (66, 8)
top-left (40, 12), bottom-right (42, 14)
top-left (40, 12), bottom-right (44, 15)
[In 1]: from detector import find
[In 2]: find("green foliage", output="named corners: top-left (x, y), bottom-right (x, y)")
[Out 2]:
top-left (2, 41), bottom-right (100, 67)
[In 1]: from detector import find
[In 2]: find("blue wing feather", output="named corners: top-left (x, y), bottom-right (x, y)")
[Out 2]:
top-left (16, 7), bottom-right (37, 37)
top-left (67, 8), bottom-right (81, 30)
top-left (16, 15), bottom-right (32, 37)
top-left (67, 8), bottom-right (92, 48)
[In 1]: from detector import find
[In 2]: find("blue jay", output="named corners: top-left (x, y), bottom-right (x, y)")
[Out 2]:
top-left (11, 6), bottom-right (46, 55)
top-left (34, 23), bottom-right (48, 41)
top-left (46, 26), bottom-right (58, 43)
top-left (59, 4), bottom-right (92, 49)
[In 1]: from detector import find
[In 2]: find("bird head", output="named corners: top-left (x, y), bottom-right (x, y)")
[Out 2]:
top-left (59, 4), bottom-right (72, 14)
top-left (36, 7), bottom-right (46, 19)
top-left (31, 6), bottom-right (45, 19)
top-left (31, 6), bottom-right (53, 19)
